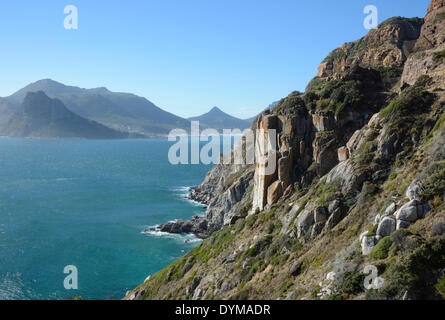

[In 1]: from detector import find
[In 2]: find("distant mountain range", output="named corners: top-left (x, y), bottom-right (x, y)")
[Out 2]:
top-left (189, 107), bottom-right (251, 132)
top-left (1, 91), bottom-right (134, 139)
top-left (0, 79), bottom-right (189, 137)
top-left (0, 79), bottom-right (268, 139)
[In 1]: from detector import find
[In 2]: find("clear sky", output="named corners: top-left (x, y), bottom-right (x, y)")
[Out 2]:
top-left (0, 0), bottom-right (430, 119)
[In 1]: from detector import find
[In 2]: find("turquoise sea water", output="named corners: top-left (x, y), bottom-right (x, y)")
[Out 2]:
top-left (0, 138), bottom-right (212, 300)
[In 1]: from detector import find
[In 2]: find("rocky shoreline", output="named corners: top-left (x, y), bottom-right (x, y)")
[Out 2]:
top-left (144, 186), bottom-right (213, 239)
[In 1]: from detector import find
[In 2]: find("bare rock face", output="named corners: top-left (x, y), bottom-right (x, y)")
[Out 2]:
top-left (252, 103), bottom-right (314, 211)
top-left (402, 0), bottom-right (445, 86)
top-left (318, 17), bottom-right (423, 78)
top-left (414, 0), bottom-right (445, 51)
top-left (267, 180), bottom-right (283, 206)
top-left (312, 112), bottom-right (335, 132)
top-left (337, 147), bottom-right (349, 162)
top-left (312, 131), bottom-right (338, 176)
top-left (278, 156), bottom-right (292, 189)
top-left (297, 209), bottom-right (315, 238)
top-left (314, 207), bottom-right (329, 223)
top-left (346, 130), bottom-right (364, 154)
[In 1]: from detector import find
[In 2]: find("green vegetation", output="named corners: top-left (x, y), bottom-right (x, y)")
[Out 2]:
top-left (280, 279), bottom-right (294, 295)
top-left (274, 91), bottom-right (306, 116)
top-left (245, 213), bottom-right (258, 228)
top-left (433, 12), bottom-right (445, 25)
top-left (366, 224), bottom-right (378, 237)
top-left (248, 260), bottom-right (265, 280)
top-left (380, 76), bottom-right (434, 119)
top-left (422, 160), bottom-right (445, 201)
top-left (370, 237), bottom-right (392, 260)
top-left (311, 285), bottom-right (321, 299)
top-left (389, 172), bottom-right (398, 180)
top-left (373, 66), bottom-right (404, 90)
top-left (378, 17), bottom-right (423, 30)
top-left (433, 50), bottom-right (445, 63)
top-left (245, 236), bottom-right (272, 258)
top-left (435, 276), bottom-right (445, 299)
top-left (340, 272), bottom-right (365, 294)
top-left (355, 141), bottom-right (376, 167)
top-left (314, 178), bottom-right (342, 206)
top-left (368, 237), bottom-right (445, 300)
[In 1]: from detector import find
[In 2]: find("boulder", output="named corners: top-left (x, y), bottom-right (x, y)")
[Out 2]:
top-left (419, 202), bottom-right (431, 219)
top-left (394, 200), bottom-right (421, 222)
top-left (314, 207), bottom-right (329, 223)
top-left (432, 222), bottom-right (445, 236)
top-left (396, 220), bottom-right (411, 230)
top-left (405, 181), bottom-right (423, 201)
top-left (267, 180), bottom-right (283, 205)
top-left (361, 236), bottom-right (377, 255)
top-left (297, 209), bottom-right (315, 238)
top-left (385, 202), bottom-right (397, 215)
top-left (376, 217), bottom-right (396, 237)
top-left (290, 260), bottom-right (303, 276)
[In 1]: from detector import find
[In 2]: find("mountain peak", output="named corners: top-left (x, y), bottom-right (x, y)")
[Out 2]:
top-left (188, 106), bottom-right (251, 131)
top-left (209, 106), bottom-right (223, 113)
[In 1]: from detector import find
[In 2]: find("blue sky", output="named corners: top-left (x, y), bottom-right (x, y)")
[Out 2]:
top-left (0, 0), bottom-right (430, 118)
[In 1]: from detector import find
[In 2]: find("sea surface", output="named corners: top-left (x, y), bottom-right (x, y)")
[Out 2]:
top-left (0, 138), bottom-right (214, 300)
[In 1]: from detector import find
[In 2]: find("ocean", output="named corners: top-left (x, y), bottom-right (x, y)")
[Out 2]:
top-left (0, 138), bottom-right (213, 300)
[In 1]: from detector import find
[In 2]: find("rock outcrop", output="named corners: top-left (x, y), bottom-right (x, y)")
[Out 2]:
top-left (402, 0), bottom-right (445, 87)
top-left (317, 17), bottom-right (423, 78)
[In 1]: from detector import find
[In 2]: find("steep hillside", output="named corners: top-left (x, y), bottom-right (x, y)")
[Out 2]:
top-left (1, 91), bottom-right (132, 139)
top-left (126, 1), bottom-right (445, 301)
top-left (1, 79), bottom-right (191, 136)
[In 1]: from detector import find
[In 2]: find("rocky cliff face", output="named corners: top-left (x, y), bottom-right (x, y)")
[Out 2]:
top-left (127, 0), bottom-right (445, 301)
top-left (402, 0), bottom-right (445, 87)
top-left (317, 17), bottom-right (423, 79)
